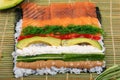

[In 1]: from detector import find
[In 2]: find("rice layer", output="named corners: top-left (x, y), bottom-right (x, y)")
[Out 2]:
top-left (16, 45), bottom-right (103, 56)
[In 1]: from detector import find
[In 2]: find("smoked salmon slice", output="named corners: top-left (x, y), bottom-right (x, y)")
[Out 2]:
top-left (20, 2), bottom-right (100, 31)
top-left (36, 6), bottom-right (50, 20)
top-left (21, 2), bottom-right (97, 20)
top-left (50, 3), bottom-right (73, 18)
top-left (22, 17), bottom-right (100, 28)
top-left (16, 60), bottom-right (104, 69)
top-left (21, 3), bottom-right (50, 20)
top-left (21, 3), bottom-right (38, 19)
top-left (84, 2), bottom-right (97, 17)
top-left (73, 2), bottom-right (97, 18)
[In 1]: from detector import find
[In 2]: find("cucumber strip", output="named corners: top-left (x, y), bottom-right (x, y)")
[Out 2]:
top-left (17, 53), bottom-right (105, 62)
top-left (96, 65), bottom-right (120, 80)
top-left (17, 54), bottom-right (62, 59)
top-left (63, 54), bottom-right (104, 61)
top-left (17, 57), bottom-right (63, 62)
top-left (17, 54), bottom-right (63, 62)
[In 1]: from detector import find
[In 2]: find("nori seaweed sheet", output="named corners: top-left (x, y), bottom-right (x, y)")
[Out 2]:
top-left (15, 8), bottom-right (23, 22)
top-left (96, 7), bottom-right (102, 24)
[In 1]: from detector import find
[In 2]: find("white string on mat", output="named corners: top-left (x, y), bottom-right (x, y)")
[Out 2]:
top-left (20, 77), bottom-right (23, 80)
top-left (68, 0), bottom-right (71, 3)
top-left (27, 0), bottom-right (29, 2)
top-left (110, 0), bottom-right (116, 65)
top-left (0, 12), bottom-right (8, 60)
top-left (89, 0), bottom-right (91, 2)
top-left (66, 73), bottom-right (69, 80)
top-left (90, 74), bottom-right (93, 80)
top-left (48, 0), bottom-right (51, 5)
top-left (46, 73), bottom-right (48, 80)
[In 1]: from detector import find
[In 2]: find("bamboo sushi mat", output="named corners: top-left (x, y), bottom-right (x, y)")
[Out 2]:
top-left (0, 0), bottom-right (120, 80)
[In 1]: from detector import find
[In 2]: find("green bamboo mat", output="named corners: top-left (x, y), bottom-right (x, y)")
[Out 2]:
top-left (0, 0), bottom-right (120, 80)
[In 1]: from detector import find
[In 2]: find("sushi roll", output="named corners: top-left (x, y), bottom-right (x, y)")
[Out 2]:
top-left (12, 2), bottom-right (105, 78)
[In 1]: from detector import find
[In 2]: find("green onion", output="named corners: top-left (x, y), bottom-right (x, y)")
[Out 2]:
top-left (22, 25), bottom-right (104, 35)
top-left (96, 65), bottom-right (120, 80)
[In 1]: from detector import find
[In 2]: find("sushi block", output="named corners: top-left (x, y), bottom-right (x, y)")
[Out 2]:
top-left (12, 2), bottom-right (105, 78)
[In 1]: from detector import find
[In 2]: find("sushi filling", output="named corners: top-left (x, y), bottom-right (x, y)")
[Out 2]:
top-left (12, 2), bottom-right (105, 78)
top-left (13, 19), bottom-right (105, 78)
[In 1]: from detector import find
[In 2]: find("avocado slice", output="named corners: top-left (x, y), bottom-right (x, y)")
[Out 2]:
top-left (0, 0), bottom-right (23, 10)
top-left (16, 36), bottom-right (61, 49)
top-left (62, 38), bottom-right (102, 50)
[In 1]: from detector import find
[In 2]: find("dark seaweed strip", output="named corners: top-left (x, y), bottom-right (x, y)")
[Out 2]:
top-left (96, 7), bottom-right (102, 24)
top-left (15, 8), bottom-right (23, 22)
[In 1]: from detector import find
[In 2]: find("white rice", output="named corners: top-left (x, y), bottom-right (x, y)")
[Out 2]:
top-left (16, 45), bottom-right (103, 56)
top-left (12, 20), bottom-right (106, 78)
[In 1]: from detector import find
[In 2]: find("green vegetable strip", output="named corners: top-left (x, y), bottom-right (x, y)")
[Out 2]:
top-left (17, 54), bottom-right (62, 59)
top-left (22, 25), bottom-right (104, 35)
top-left (17, 57), bottom-right (63, 62)
top-left (63, 54), bottom-right (105, 61)
top-left (116, 78), bottom-right (120, 80)
top-left (96, 65), bottom-right (120, 80)
top-left (97, 69), bottom-right (120, 80)
top-left (17, 54), bottom-right (63, 62)
top-left (17, 53), bottom-right (105, 62)
top-left (103, 70), bottom-right (120, 80)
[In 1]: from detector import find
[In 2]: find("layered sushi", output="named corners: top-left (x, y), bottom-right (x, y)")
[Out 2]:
top-left (12, 2), bottom-right (105, 78)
